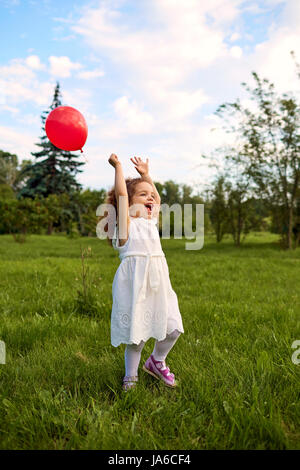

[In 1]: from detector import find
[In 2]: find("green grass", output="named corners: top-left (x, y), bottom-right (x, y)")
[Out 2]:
top-left (0, 232), bottom-right (299, 450)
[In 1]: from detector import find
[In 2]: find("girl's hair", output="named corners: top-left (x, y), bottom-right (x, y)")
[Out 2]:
top-left (99, 177), bottom-right (143, 246)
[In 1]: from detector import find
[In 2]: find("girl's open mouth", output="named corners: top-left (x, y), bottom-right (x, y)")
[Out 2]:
top-left (144, 203), bottom-right (153, 214)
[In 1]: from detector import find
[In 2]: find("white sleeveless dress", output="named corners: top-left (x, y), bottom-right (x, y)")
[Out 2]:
top-left (111, 215), bottom-right (184, 347)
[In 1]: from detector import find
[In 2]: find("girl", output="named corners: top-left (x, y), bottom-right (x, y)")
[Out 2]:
top-left (106, 154), bottom-right (184, 391)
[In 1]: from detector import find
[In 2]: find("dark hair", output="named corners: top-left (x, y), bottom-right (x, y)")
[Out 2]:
top-left (99, 177), bottom-right (144, 246)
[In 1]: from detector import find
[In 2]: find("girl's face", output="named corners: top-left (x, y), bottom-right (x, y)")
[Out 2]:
top-left (129, 182), bottom-right (157, 219)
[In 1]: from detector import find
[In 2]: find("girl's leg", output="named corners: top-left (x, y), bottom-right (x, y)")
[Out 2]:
top-left (143, 330), bottom-right (181, 387)
top-left (152, 329), bottom-right (181, 362)
top-left (124, 340), bottom-right (146, 377)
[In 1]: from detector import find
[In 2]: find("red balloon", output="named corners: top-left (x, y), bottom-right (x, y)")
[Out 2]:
top-left (45, 106), bottom-right (88, 151)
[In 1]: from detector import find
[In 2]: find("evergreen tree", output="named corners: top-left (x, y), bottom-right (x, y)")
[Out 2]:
top-left (18, 82), bottom-right (85, 199)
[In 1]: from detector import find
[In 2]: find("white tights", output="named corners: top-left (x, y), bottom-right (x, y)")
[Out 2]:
top-left (124, 329), bottom-right (181, 377)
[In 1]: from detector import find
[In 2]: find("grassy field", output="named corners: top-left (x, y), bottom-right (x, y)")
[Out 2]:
top-left (0, 232), bottom-right (299, 450)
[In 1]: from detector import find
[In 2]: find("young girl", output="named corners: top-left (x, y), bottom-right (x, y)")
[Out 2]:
top-left (106, 153), bottom-right (184, 391)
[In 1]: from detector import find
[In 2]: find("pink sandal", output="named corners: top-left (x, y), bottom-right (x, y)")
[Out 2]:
top-left (122, 375), bottom-right (138, 391)
top-left (143, 355), bottom-right (177, 387)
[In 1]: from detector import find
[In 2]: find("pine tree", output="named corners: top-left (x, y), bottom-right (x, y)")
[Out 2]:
top-left (18, 82), bottom-right (85, 199)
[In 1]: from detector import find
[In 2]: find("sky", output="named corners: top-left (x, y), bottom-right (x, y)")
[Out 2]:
top-left (1, 0), bottom-right (300, 195)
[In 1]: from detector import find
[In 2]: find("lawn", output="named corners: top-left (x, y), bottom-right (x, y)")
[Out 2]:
top-left (0, 232), bottom-right (299, 449)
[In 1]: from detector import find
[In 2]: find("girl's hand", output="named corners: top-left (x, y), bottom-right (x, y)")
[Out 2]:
top-left (130, 156), bottom-right (149, 176)
top-left (108, 153), bottom-right (120, 168)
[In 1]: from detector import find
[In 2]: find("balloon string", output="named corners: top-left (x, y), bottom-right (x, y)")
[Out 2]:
top-left (81, 151), bottom-right (89, 163)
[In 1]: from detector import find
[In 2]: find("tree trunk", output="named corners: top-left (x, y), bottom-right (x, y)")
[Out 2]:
top-left (237, 205), bottom-right (242, 247)
top-left (216, 221), bottom-right (222, 242)
top-left (47, 222), bottom-right (53, 235)
top-left (288, 205), bottom-right (293, 250)
top-left (296, 231), bottom-right (300, 248)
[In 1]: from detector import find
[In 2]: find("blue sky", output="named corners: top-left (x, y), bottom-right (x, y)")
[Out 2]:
top-left (0, 0), bottom-right (299, 194)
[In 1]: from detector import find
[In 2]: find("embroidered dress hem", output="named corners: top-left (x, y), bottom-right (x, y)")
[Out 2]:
top-left (111, 325), bottom-right (185, 348)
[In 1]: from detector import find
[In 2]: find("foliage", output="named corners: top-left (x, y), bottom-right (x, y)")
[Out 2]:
top-left (209, 175), bottom-right (228, 242)
top-left (0, 197), bottom-right (40, 242)
top-left (0, 184), bottom-right (16, 201)
top-left (0, 150), bottom-right (33, 194)
top-left (154, 180), bottom-right (209, 236)
top-left (70, 188), bottom-right (107, 237)
top-left (216, 70), bottom-right (300, 249)
top-left (209, 171), bottom-right (270, 245)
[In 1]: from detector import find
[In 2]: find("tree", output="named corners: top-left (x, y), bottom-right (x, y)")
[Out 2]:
top-left (14, 159), bottom-right (34, 193)
top-left (225, 180), bottom-right (253, 246)
top-left (160, 180), bottom-right (181, 205)
top-left (0, 184), bottom-right (15, 200)
top-left (217, 71), bottom-right (300, 249)
top-left (209, 175), bottom-right (228, 242)
top-left (0, 197), bottom-right (39, 242)
top-left (18, 82), bottom-right (85, 199)
top-left (0, 150), bottom-right (18, 187)
top-left (68, 188), bottom-right (106, 236)
top-left (292, 191), bottom-right (300, 247)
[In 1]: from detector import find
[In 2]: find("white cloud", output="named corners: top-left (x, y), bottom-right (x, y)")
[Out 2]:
top-left (48, 56), bottom-right (82, 78)
top-left (263, 0), bottom-right (287, 5)
top-left (72, 0), bottom-right (242, 135)
top-left (229, 32), bottom-right (241, 42)
top-left (242, 3), bottom-right (265, 14)
top-left (0, 125), bottom-right (35, 158)
top-left (112, 96), bottom-right (154, 134)
top-left (72, 1), bottom-right (243, 91)
top-left (0, 59), bottom-right (35, 80)
top-left (0, 104), bottom-right (19, 115)
top-left (253, 34), bottom-right (300, 92)
top-left (1, 0), bottom-right (20, 8)
top-left (142, 85), bottom-right (209, 125)
top-left (243, 0), bottom-right (300, 94)
top-left (77, 68), bottom-right (105, 80)
top-left (25, 55), bottom-right (45, 70)
top-left (0, 58), bottom-right (55, 106)
top-left (230, 45), bottom-right (243, 58)
top-left (62, 87), bottom-right (93, 115)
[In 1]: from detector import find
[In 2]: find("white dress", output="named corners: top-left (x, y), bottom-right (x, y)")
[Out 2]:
top-left (111, 215), bottom-right (184, 347)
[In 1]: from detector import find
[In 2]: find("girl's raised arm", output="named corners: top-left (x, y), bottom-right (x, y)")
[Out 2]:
top-left (108, 154), bottom-right (129, 246)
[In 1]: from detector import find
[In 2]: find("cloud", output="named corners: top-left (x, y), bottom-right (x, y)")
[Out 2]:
top-left (77, 68), bottom-right (105, 80)
top-left (25, 55), bottom-right (45, 70)
top-left (62, 87), bottom-right (94, 114)
top-left (71, 0), bottom-right (249, 95)
top-left (72, 1), bottom-right (232, 82)
top-left (230, 45), bottom-right (243, 58)
top-left (0, 58), bottom-right (55, 106)
top-left (0, 124), bottom-right (35, 158)
top-left (222, 1), bottom-right (300, 95)
top-left (0, 58), bottom-right (35, 80)
top-left (48, 56), bottom-right (82, 78)
top-left (112, 96), bottom-right (154, 134)
top-left (72, 0), bottom-right (239, 135)
top-left (1, 0), bottom-right (20, 8)
top-left (229, 32), bottom-right (241, 42)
